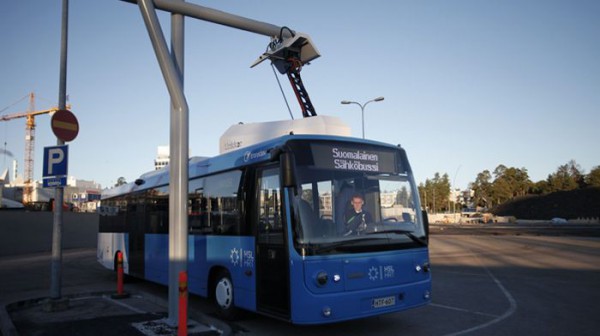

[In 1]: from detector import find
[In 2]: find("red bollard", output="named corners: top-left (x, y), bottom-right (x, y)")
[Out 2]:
top-left (111, 251), bottom-right (129, 299)
top-left (117, 251), bottom-right (124, 295)
top-left (178, 271), bottom-right (188, 336)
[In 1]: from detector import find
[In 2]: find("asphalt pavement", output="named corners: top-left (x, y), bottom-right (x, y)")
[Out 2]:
top-left (430, 221), bottom-right (600, 236)
top-left (0, 249), bottom-right (227, 336)
top-left (5, 293), bottom-right (223, 336)
top-left (2, 223), bottom-right (600, 336)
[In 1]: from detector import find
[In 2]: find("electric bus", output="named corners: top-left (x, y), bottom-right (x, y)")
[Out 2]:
top-left (97, 132), bottom-right (431, 324)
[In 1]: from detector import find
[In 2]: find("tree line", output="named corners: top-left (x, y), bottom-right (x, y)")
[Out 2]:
top-left (419, 160), bottom-right (600, 213)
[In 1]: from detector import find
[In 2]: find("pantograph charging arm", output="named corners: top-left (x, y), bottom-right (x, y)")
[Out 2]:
top-left (251, 30), bottom-right (321, 118)
top-left (286, 58), bottom-right (317, 118)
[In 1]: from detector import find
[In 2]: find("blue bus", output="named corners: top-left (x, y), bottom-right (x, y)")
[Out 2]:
top-left (97, 134), bottom-right (431, 324)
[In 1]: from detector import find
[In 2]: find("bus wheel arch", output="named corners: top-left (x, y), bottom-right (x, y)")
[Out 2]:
top-left (209, 267), bottom-right (240, 320)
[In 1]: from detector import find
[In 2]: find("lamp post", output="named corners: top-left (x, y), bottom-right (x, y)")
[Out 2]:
top-left (340, 96), bottom-right (384, 139)
top-left (452, 165), bottom-right (461, 223)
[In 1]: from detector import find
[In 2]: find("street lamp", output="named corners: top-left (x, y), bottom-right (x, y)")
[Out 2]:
top-left (340, 96), bottom-right (384, 139)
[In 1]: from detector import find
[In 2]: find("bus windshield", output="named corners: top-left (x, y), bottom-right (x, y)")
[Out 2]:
top-left (288, 141), bottom-right (426, 255)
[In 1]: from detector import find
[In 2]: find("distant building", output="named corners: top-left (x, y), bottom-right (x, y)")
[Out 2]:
top-left (380, 192), bottom-right (397, 208)
top-left (154, 145), bottom-right (169, 170)
top-left (154, 145), bottom-right (193, 170)
top-left (2, 175), bottom-right (103, 212)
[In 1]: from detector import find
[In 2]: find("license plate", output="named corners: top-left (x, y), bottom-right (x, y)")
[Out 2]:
top-left (372, 295), bottom-right (396, 308)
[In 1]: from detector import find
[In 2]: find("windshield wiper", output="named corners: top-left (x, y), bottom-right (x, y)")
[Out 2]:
top-left (367, 229), bottom-right (428, 247)
top-left (314, 237), bottom-right (385, 253)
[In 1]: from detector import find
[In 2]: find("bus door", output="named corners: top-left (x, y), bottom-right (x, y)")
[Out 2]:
top-left (255, 165), bottom-right (290, 318)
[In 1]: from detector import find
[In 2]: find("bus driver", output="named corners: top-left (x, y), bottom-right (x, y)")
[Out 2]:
top-left (344, 193), bottom-right (373, 235)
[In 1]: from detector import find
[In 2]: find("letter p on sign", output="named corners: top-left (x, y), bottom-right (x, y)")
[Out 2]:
top-left (43, 145), bottom-right (68, 177)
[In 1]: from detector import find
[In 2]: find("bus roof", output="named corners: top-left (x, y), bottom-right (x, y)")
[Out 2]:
top-left (101, 133), bottom-right (403, 200)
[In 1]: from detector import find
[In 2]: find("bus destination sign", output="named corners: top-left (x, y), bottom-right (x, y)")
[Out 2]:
top-left (311, 144), bottom-right (397, 174)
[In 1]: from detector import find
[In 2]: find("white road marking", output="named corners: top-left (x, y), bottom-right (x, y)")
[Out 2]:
top-left (440, 246), bottom-right (518, 336)
top-left (103, 295), bottom-right (147, 314)
top-left (430, 303), bottom-right (500, 318)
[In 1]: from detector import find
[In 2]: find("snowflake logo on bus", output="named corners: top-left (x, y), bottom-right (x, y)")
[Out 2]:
top-left (229, 247), bottom-right (255, 268)
top-left (230, 248), bottom-right (240, 266)
top-left (368, 265), bottom-right (395, 281)
top-left (368, 266), bottom-right (379, 281)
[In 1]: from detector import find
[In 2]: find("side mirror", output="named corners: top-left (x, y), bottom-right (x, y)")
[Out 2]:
top-left (422, 210), bottom-right (429, 241)
top-left (280, 151), bottom-right (296, 188)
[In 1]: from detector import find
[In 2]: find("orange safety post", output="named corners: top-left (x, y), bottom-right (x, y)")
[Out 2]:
top-left (178, 271), bottom-right (188, 336)
top-left (117, 251), bottom-right (124, 295)
top-left (111, 251), bottom-right (129, 299)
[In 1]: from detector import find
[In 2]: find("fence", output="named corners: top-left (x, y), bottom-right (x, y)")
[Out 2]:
top-left (0, 212), bottom-right (98, 257)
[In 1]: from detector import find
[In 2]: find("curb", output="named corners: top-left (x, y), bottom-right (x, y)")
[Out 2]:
top-left (135, 290), bottom-right (233, 336)
top-left (0, 301), bottom-right (17, 336)
top-left (1, 291), bottom-right (114, 336)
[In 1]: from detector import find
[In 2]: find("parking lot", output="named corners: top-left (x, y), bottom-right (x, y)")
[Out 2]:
top-left (2, 232), bottom-right (599, 335)
top-left (227, 234), bottom-right (600, 335)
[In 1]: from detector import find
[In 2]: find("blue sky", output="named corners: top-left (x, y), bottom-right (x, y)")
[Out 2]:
top-left (1, 0), bottom-right (599, 190)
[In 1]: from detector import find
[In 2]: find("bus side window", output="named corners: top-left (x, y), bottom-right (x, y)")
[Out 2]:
top-left (189, 178), bottom-right (210, 234)
top-left (99, 199), bottom-right (125, 233)
top-left (147, 186), bottom-right (168, 234)
top-left (204, 170), bottom-right (242, 236)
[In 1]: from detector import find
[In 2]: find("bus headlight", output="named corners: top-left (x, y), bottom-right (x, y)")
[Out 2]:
top-left (322, 306), bottom-right (332, 317)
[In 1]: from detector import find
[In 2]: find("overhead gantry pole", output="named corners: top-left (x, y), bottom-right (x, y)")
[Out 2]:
top-left (135, 0), bottom-right (189, 327)
top-left (122, 0), bottom-right (320, 326)
top-left (124, 0), bottom-right (295, 37)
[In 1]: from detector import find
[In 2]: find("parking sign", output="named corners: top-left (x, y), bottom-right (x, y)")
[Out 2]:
top-left (43, 145), bottom-right (68, 177)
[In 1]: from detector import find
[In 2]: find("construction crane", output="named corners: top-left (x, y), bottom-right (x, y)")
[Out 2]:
top-left (0, 92), bottom-right (65, 204)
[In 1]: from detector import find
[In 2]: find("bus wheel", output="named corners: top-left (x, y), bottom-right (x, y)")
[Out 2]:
top-left (213, 270), bottom-right (239, 320)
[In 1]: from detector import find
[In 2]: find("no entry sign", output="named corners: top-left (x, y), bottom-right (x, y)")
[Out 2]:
top-left (51, 109), bottom-right (79, 142)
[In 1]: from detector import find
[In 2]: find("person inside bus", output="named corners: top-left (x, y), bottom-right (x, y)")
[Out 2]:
top-left (343, 193), bottom-right (373, 236)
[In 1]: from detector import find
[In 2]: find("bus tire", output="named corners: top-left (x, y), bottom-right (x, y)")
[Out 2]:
top-left (213, 270), bottom-right (239, 320)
